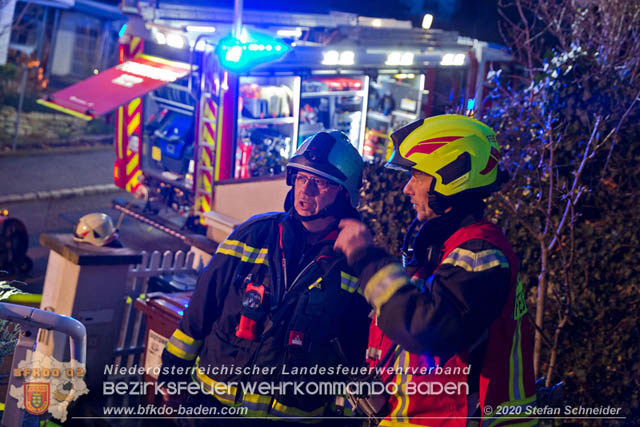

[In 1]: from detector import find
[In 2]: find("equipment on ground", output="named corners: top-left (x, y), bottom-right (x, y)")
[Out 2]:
top-left (0, 210), bottom-right (32, 274)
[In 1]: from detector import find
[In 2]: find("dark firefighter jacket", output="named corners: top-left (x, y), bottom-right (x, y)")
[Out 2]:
top-left (159, 211), bottom-right (371, 420)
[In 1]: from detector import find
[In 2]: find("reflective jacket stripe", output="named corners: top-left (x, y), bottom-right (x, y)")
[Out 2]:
top-left (166, 342), bottom-right (197, 361)
top-left (216, 239), bottom-right (269, 265)
top-left (485, 322), bottom-right (536, 427)
top-left (509, 319), bottom-right (524, 402)
top-left (441, 248), bottom-right (509, 272)
top-left (194, 365), bottom-right (326, 420)
top-left (389, 349), bottom-right (411, 423)
top-left (194, 368), bottom-right (237, 405)
top-left (166, 329), bottom-right (202, 361)
top-left (340, 271), bottom-right (362, 295)
top-left (364, 263), bottom-right (409, 315)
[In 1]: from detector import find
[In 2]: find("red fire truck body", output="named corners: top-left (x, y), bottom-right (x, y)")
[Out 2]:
top-left (39, 3), bottom-right (511, 242)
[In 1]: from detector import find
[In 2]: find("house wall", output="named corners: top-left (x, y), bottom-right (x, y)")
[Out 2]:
top-left (0, 0), bottom-right (17, 65)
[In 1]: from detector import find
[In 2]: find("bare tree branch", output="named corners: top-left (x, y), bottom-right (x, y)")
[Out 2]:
top-left (549, 116), bottom-right (601, 250)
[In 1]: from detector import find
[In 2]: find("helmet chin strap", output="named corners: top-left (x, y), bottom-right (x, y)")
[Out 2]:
top-left (426, 177), bottom-right (450, 216)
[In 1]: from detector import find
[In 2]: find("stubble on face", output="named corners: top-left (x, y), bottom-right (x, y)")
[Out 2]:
top-left (294, 171), bottom-right (340, 232)
top-left (403, 170), bottom-right (439, 222)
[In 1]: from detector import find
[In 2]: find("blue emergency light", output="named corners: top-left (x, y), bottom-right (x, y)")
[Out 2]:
top-left (215, 30), bottom-right (290, 73)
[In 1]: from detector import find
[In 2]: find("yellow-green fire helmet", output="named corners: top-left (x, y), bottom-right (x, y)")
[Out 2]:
top-left (387, 114), bottom-right (501, 197)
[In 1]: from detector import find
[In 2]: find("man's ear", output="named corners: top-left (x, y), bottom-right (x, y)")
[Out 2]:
top-left (284, 189), bottom-right (294, 211)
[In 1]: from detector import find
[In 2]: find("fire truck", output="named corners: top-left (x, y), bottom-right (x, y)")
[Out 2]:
top-left (38, 1), bottom-right (511, 246)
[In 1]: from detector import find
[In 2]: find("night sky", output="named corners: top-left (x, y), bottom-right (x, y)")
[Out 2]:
top-left (106, 0), bottom-right (502, 44)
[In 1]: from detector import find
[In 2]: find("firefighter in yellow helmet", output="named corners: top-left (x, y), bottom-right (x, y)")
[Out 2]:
top-left (335, 115), bottom-right (536, 426)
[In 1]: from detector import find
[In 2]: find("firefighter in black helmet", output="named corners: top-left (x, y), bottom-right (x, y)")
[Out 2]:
top-left (159, 131), bottom-right (369, 425)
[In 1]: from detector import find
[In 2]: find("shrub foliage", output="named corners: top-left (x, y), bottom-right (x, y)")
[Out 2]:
top-left (358, 1), bottom-right (640, 421)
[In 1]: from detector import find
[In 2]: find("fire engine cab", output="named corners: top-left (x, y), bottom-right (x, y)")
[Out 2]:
top-left (38, 1), bottom-right (511, 246)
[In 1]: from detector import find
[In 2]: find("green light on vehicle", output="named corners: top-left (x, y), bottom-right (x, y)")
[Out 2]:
top-left (215, 30), bottom-right (290, 73)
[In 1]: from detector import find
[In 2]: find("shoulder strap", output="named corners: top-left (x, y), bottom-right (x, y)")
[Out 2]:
top-left (441, 221), bottom-right (518, 284)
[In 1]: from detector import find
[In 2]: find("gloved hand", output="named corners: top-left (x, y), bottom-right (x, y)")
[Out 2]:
top-left (334, 219), bottom-right (374, 265)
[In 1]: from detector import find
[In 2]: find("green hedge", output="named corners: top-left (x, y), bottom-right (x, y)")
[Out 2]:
top-left (1, 93), bottom-right (53, 113)
top-left (359, 162), bottom-right (414, 256)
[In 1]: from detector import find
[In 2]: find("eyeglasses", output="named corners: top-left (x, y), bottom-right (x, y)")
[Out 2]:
top-left (294, 173), bottom-right (337, 191)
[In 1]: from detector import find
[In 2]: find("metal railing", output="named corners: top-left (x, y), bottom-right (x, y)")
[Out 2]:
top-left (0, 303), bottom-right (86, 426)
top-left (109, 250), bottom-right (199, 383)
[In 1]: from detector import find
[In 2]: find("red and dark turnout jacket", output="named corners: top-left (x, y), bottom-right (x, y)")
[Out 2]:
top-left (351, 213), bottom-right (536, 426)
